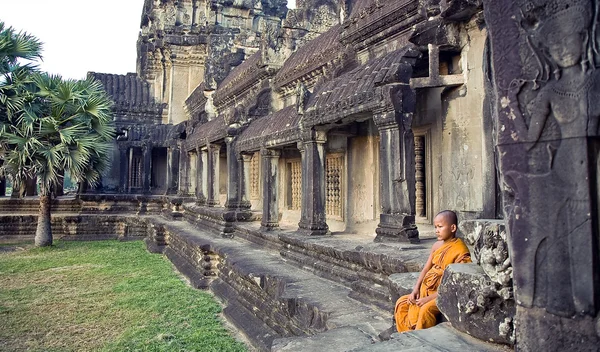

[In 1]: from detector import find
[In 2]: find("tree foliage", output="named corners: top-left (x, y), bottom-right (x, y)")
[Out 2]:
top-left (0, 21), bottom-right (116, 246)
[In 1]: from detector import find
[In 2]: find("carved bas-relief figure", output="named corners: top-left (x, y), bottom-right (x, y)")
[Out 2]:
top-left (503, 0), bottom-right (600, 319)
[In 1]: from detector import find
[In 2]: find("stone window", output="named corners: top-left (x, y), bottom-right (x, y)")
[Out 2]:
top-left (250, 152), bottom-right (260, 199)
top-left (413, 129), bottom-right (432, 222)
top-left (130, 154), bottom-right (143, 189)
top-left (287, 159), bottom-right (302, 210)
top-left (326, 153), bottom-right (344, 220)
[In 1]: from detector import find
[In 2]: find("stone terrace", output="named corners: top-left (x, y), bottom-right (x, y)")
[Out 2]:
top-left (0, 197), bottom-right (510, 352)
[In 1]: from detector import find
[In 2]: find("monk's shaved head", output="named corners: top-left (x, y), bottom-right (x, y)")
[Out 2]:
top-left (435, 210), bottom-right (458, 227)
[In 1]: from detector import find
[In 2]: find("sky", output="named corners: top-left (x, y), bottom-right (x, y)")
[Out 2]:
top-left (1, 0), bottom-right (146, 80)
top-left (1, 0), bottom-right (297, 81)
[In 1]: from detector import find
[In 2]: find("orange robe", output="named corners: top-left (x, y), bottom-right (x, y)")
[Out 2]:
top-left (394, 237), bottom-right (471, 332)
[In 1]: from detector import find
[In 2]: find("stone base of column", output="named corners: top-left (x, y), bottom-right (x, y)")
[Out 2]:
top-left (225, 200), bottom-right (240, 210)
top-left (195, 195), bottom-right (206, 206)
top-left (206, 199), bottom-right (220, 207)
top-left (374, 213), bottom-right (419, 243)
top-left (260, 221), bottom-right (279, 231)
top-left (515, 306), bottom-right (599, 351)
top-left (297, 220), bottom-right (329, 236)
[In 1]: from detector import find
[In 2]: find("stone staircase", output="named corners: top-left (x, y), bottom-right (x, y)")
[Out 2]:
top-left (144, 206), bottom-right (512, 352)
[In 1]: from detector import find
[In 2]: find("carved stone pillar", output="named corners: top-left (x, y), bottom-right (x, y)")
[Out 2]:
top-left (239, 153), bottom-right (253, 210)
top-left (177, 145), bottom-right (189, 195)
top-left (200, 147), bottom-right (208, 204)
top-left (195, 146), bottom-right (206, 204)
top-left (166, 146), bottom-right (179, 195)
top-left (483, 0), bottom-right (600, 349)
top-left (142, 144), bottom-right (152, 194)
top-left (119, 145), bottom-right (129, 193)
top-left (128, 147), bottom-right (134, 193)
top-left (260, 148), bottom-right (281, 231)
top-left (206, 143), bottom-right (220, 207)
top-left (225, 137), bottom-right (240, 210)
top-left (374, 108), bottom-right (419, 243)
top-left (298, 130), bottom-right (329, 236)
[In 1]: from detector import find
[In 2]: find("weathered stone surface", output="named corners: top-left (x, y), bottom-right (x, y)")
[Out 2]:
top-left (408, 16), bottom-right (462, 51)
top-left (438, 263), bottom-right (515, 345)
top-left (272, 326), bottom-right (375, 352)
top-left (483, 0), bottom-right (600, 349)
top-left (460, 219), bottom-right (511, 287)
top-left (350, 323), bottom-right (511, 352)
top-left (440, 0), bottom-right (482, 21)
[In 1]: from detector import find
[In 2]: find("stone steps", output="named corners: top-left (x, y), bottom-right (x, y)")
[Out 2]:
top-left (148, 217), bottom-right (393, 351)
top-left (147, 212), bottom-right (516, 352)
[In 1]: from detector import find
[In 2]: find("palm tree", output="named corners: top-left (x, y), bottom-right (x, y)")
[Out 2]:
top-left (0, 23), bottom-right (116, 247)
top-left (0, 22), bottom-right (42, 196)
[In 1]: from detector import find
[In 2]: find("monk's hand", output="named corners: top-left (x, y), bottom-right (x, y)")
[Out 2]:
top-left (407, 290), bottom-right (419, 304)
top-left (416, 295), bottom-right (433, 307)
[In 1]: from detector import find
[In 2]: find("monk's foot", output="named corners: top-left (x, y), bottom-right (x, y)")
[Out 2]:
top-left (378, 325), bottom-right (396, 341)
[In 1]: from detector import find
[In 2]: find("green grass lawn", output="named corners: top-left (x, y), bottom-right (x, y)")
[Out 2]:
top-left (0, 240), bottom-right (247, 352)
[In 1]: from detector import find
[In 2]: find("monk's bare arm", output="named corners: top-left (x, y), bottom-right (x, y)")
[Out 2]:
top-left (408, 241), bottom-right (441, 303)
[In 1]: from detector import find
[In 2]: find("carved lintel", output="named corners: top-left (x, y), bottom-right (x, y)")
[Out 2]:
top-left (260, 148), bottom-right (282, 158)
top-left (300, 128), bottom-right (328, 144)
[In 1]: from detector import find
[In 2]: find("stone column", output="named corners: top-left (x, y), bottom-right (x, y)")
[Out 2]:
top-left (225, 137), bottom-right (240, 210)
top-left (260, 148), bottom-right (281, 230)
top-left (206, 143), bottom-right (220, 207)
top-left (165, 146), bottom-right (179, 195)
top-left (128, 147), bottom-right (134, 193)
top-left (200, 147), bottom-right (208, 204)
top-left (483, 0), bottom-right (600, 349)
top-left (239, 153), bottom-right (253, 210)
top-left (142, 144), bottom-right (152, 194)
top-left (195, 146), bottom-right (206, 204)
top-left (298, 130), bottom-right (329, 235)
top-left (119, 145), bottom-right (129, 193)
top-left (373, 106), bottom-right (419, 243)
top-left (177, 145), bottom-right (189, 195)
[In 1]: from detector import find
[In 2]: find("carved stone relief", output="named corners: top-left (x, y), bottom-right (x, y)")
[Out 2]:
top-left (483, 0), bottom-right (600, 348)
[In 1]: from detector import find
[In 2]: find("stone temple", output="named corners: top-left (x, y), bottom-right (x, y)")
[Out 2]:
top-left (1, 0), bottom-right (599, 351)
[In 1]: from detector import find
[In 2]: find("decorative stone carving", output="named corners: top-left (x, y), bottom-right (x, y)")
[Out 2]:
top-left (483, 0), bottom-right (600, 349)
top-left (290, 160), bottom-right (302, 210)
top-left (325, 154), bottom-right (343, 219)
top-left (437, 263), bottom-right (516, 345)
top-left (461, 219), bottom-right (512, 288)
top-left (414, 135), bottom-right (426, 218)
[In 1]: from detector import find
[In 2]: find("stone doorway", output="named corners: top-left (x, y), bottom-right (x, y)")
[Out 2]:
top-left (151, 147), bottom-right (167, 193)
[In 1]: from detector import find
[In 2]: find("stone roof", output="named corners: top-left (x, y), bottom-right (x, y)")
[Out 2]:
top-left (304, 45), bottom-right (420, 125)
top-left (213, 50), bottom-right (268, 107)
top-left (185, 82), bottom-right (209, 120)
top-left (272, 25), bottom-right (344, 91)
top-left (342, 0), bottom-right (421, 49)
top-left (90, 72), bottom-right (164, 120)
top-left (186, 117), bottom-right (227, 150)
top-left (236, 106), bottom-right (301, 152)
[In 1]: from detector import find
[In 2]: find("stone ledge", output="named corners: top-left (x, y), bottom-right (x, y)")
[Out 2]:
top-left (350, 323), bottom-right (511, 352)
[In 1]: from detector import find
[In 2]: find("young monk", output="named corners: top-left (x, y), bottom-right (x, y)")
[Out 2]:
top-left (394, 210), bottom-right (471, 332)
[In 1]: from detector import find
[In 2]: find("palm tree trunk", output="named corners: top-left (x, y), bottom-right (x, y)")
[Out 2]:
top-left (35, 191), bottom-right (52, 247)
